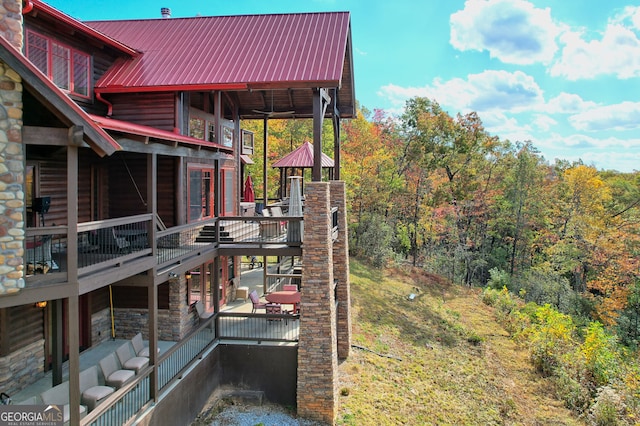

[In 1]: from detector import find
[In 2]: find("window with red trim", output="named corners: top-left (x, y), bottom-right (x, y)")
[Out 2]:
top-left (26, 30), bottom-right (91, 98)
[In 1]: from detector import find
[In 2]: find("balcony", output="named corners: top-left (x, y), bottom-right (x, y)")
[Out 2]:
top-left (23, 212), bottom-right (316, 288)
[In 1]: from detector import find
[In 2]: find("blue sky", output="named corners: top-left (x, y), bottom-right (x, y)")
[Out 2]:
top-left (45, 0), bottom-right (640, 172)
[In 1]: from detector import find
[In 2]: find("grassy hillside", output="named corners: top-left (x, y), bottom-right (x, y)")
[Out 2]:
top-left (337, 258), bottom-right (583, 425)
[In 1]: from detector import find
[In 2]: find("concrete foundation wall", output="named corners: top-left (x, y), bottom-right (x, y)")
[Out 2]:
top-left (138, 344), bottom-right (297, 426)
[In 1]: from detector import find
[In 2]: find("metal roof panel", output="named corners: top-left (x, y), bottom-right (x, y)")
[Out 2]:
top-left (87, 12), bottom-right (350, 90)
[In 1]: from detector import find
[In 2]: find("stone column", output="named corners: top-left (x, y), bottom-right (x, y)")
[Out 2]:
top-left (330, 181), bottom-right (351, 360)
top-left (297, 182), bottom-right (337, 424)
top-left (0, 0), bottom-right (24, 296)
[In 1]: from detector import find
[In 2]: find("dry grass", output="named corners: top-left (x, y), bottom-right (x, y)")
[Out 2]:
top-left (337, 259), bottom-right (584, 425)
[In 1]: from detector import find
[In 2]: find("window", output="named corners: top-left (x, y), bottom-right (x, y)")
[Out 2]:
top-left (189, 117), bottom-right (205, 140)
top-left (26, 30), bottom-right (91, 98)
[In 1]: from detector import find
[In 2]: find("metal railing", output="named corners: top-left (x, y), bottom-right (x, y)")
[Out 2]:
top-left (24, 225), bottom-right (67, 277)
top-left (156, 219), bottom-right (214, 267)
top-left (81, 309), bottom-right (298, 425)
top-left (216, 312), bottom-right (300, 342)
top-left (157, 323), bottom-right (217, 391)
top-left (83, 372), bottom-right (151, 426)
top-left (77, 214), bottom-right (153, 274)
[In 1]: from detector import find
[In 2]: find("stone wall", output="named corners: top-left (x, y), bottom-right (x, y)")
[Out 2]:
top-left (0, 0), bottom-right (24, 296)
top-left (330, 181), bottom-right (351, 360)
top-left (91, 307), bottom-right (112, 345)
top-left (0, 339), bottom-right (44, 397)
top-left (297, 182), bottom-right (338, 424)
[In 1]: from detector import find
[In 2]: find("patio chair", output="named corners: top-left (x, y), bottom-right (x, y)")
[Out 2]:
top-left (97, 228), bottom-right (130, 253)
top-left (249, 290), bottom-right (267, 313)
top-left (98, 353), bottom-right (135, 389)
top-left (78, 365), bottom-right (114, 411)
top-left (283, 284), bottom-right (298, 291)
top-left (265, 303), bottom-right (288, 324)
top-left (116, 342), bottom-right (149, 374)
top-left (131, 332), bottom-right (159, 358)
top-left (41, 380), bottom-right (88, 421)
top-left (194, 300), bottom-right (213, 327)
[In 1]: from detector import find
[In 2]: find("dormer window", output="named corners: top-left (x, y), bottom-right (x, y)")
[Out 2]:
top-left (25, 30), bottom-right (91, 98)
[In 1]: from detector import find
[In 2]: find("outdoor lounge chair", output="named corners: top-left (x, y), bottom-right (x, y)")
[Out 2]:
top-left (97, 228), bottom-right (130, 253)
top-left (249, 290), bottom-right (267, 313)
top-left (98, 353), bottom-right (135, 389)
top-left (78, 365), bottom-right (114, 412)
top-left (40, 381), bottom-right (88, 421)
top-left (116, 342), bottom-right (149, 374)
top-left (283, 284), bottom-right (298, 291)
top-left (131, 332), bottom-right (160, 358)
top-left (194, 300), bottom-right (213, 327)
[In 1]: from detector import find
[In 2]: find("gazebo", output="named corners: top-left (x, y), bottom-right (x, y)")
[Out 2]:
top-left (272, 141), bottom-right (335, 199)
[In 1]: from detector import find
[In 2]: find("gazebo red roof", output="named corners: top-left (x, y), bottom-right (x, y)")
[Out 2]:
top-left (272, 141), bottom-right (334, 169)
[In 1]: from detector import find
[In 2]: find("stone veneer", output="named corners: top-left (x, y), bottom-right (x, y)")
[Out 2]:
top-left (0, 0), bottom-right (24, 297)
top-left (330, 181), bottom-right (351, 360)
top-left (297, 182), bottom-right (338, 424)
top-left (0, 339), bottom-right (44, 397)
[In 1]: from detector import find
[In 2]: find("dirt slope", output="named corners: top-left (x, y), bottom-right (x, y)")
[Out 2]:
top-left (336, 260), bottom-right (583, 425)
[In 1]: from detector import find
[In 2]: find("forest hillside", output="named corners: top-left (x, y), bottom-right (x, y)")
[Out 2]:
top-left (242, 96), bottom-right (639, 424)
top-left (337, 258), bottom-right (611, 425)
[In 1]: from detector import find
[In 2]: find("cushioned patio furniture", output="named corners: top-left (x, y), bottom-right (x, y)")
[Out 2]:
top-left (283, 284), bottom-right (298, 291)
top-left (116, 342), bottom-right (149, 374)
top-left (249, 290), bottom-right (267, 313)
top-left (131, 332), bottom-right (150, 357)
top-left (40, 381), bottom-right (88, 421)
top-left (79, 365), bottom-right (115, 411)
top-left (98, 353), bottom-right (135, 389)
top-left (265, 303), bottom-right (288, 324)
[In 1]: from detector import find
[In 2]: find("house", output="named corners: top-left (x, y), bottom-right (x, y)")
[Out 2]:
top-left (0, 0), bottom-right (354, 424)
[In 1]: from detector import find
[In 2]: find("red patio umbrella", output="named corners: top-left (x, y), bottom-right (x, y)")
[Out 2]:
top-left (243, 175), bottom-right (255, 202)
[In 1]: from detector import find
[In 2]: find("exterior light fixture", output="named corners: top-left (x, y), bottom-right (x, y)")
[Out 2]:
top-left (35, 301), bottom-right (47, 308)
top-left (185, 272), bottom-right (192, 280)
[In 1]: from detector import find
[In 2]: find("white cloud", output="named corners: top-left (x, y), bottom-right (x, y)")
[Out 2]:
top-left (450, 0), bottom-right (560, 65)
top-left (378, 70), bottom-right (544, 114)
top-left (551, 23), bottom-right (640, 80)
top-left (545, 93), bottom-right (597, 114)
top-left (569, 101), bottom-right (640, 131)
top-left (532, 114), bottom-right (557, 131)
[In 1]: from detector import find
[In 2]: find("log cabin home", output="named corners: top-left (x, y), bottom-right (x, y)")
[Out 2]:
top-left (0, 0), bottom-right (354, 424)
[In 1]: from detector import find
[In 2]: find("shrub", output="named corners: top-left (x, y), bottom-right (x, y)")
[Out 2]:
top-left (582, 322), bottom-right (621, 388)
top-left (481, 286), bottom-right (500, 306)
top-left (528, 304), bottom-right (575, 376)
top-left (487, 267), bottom-right (511, 290)
top-left (554, 349), bottom-right (593, 414)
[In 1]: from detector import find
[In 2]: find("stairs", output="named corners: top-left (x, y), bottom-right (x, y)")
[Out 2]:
top-left (195, 221), bottom-right (260, 243)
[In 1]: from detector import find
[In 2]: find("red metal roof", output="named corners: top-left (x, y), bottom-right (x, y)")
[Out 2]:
top-left (86, 12), bottom-right (351, 92)
top-left (272, 141), bottom-right (334, 168)
top-left (89, 114), bottom-right (232, 152)
top-left (26, 0), bottom-right (139, 57)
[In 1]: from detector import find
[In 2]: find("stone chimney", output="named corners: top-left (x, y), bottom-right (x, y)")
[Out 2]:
top-left (161, 7), bottom-right (171, 18)
top-left (0, 0), bottom-right (25, 295)
top-left (0, 0), bottom-right (24, 49)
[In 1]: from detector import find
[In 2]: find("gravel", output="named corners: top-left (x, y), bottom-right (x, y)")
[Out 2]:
top-left (206, 405), bottom-right (325, 425)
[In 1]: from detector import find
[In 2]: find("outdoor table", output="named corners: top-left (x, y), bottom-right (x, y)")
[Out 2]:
top-left (265, 290), bottom-right (301, 313)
